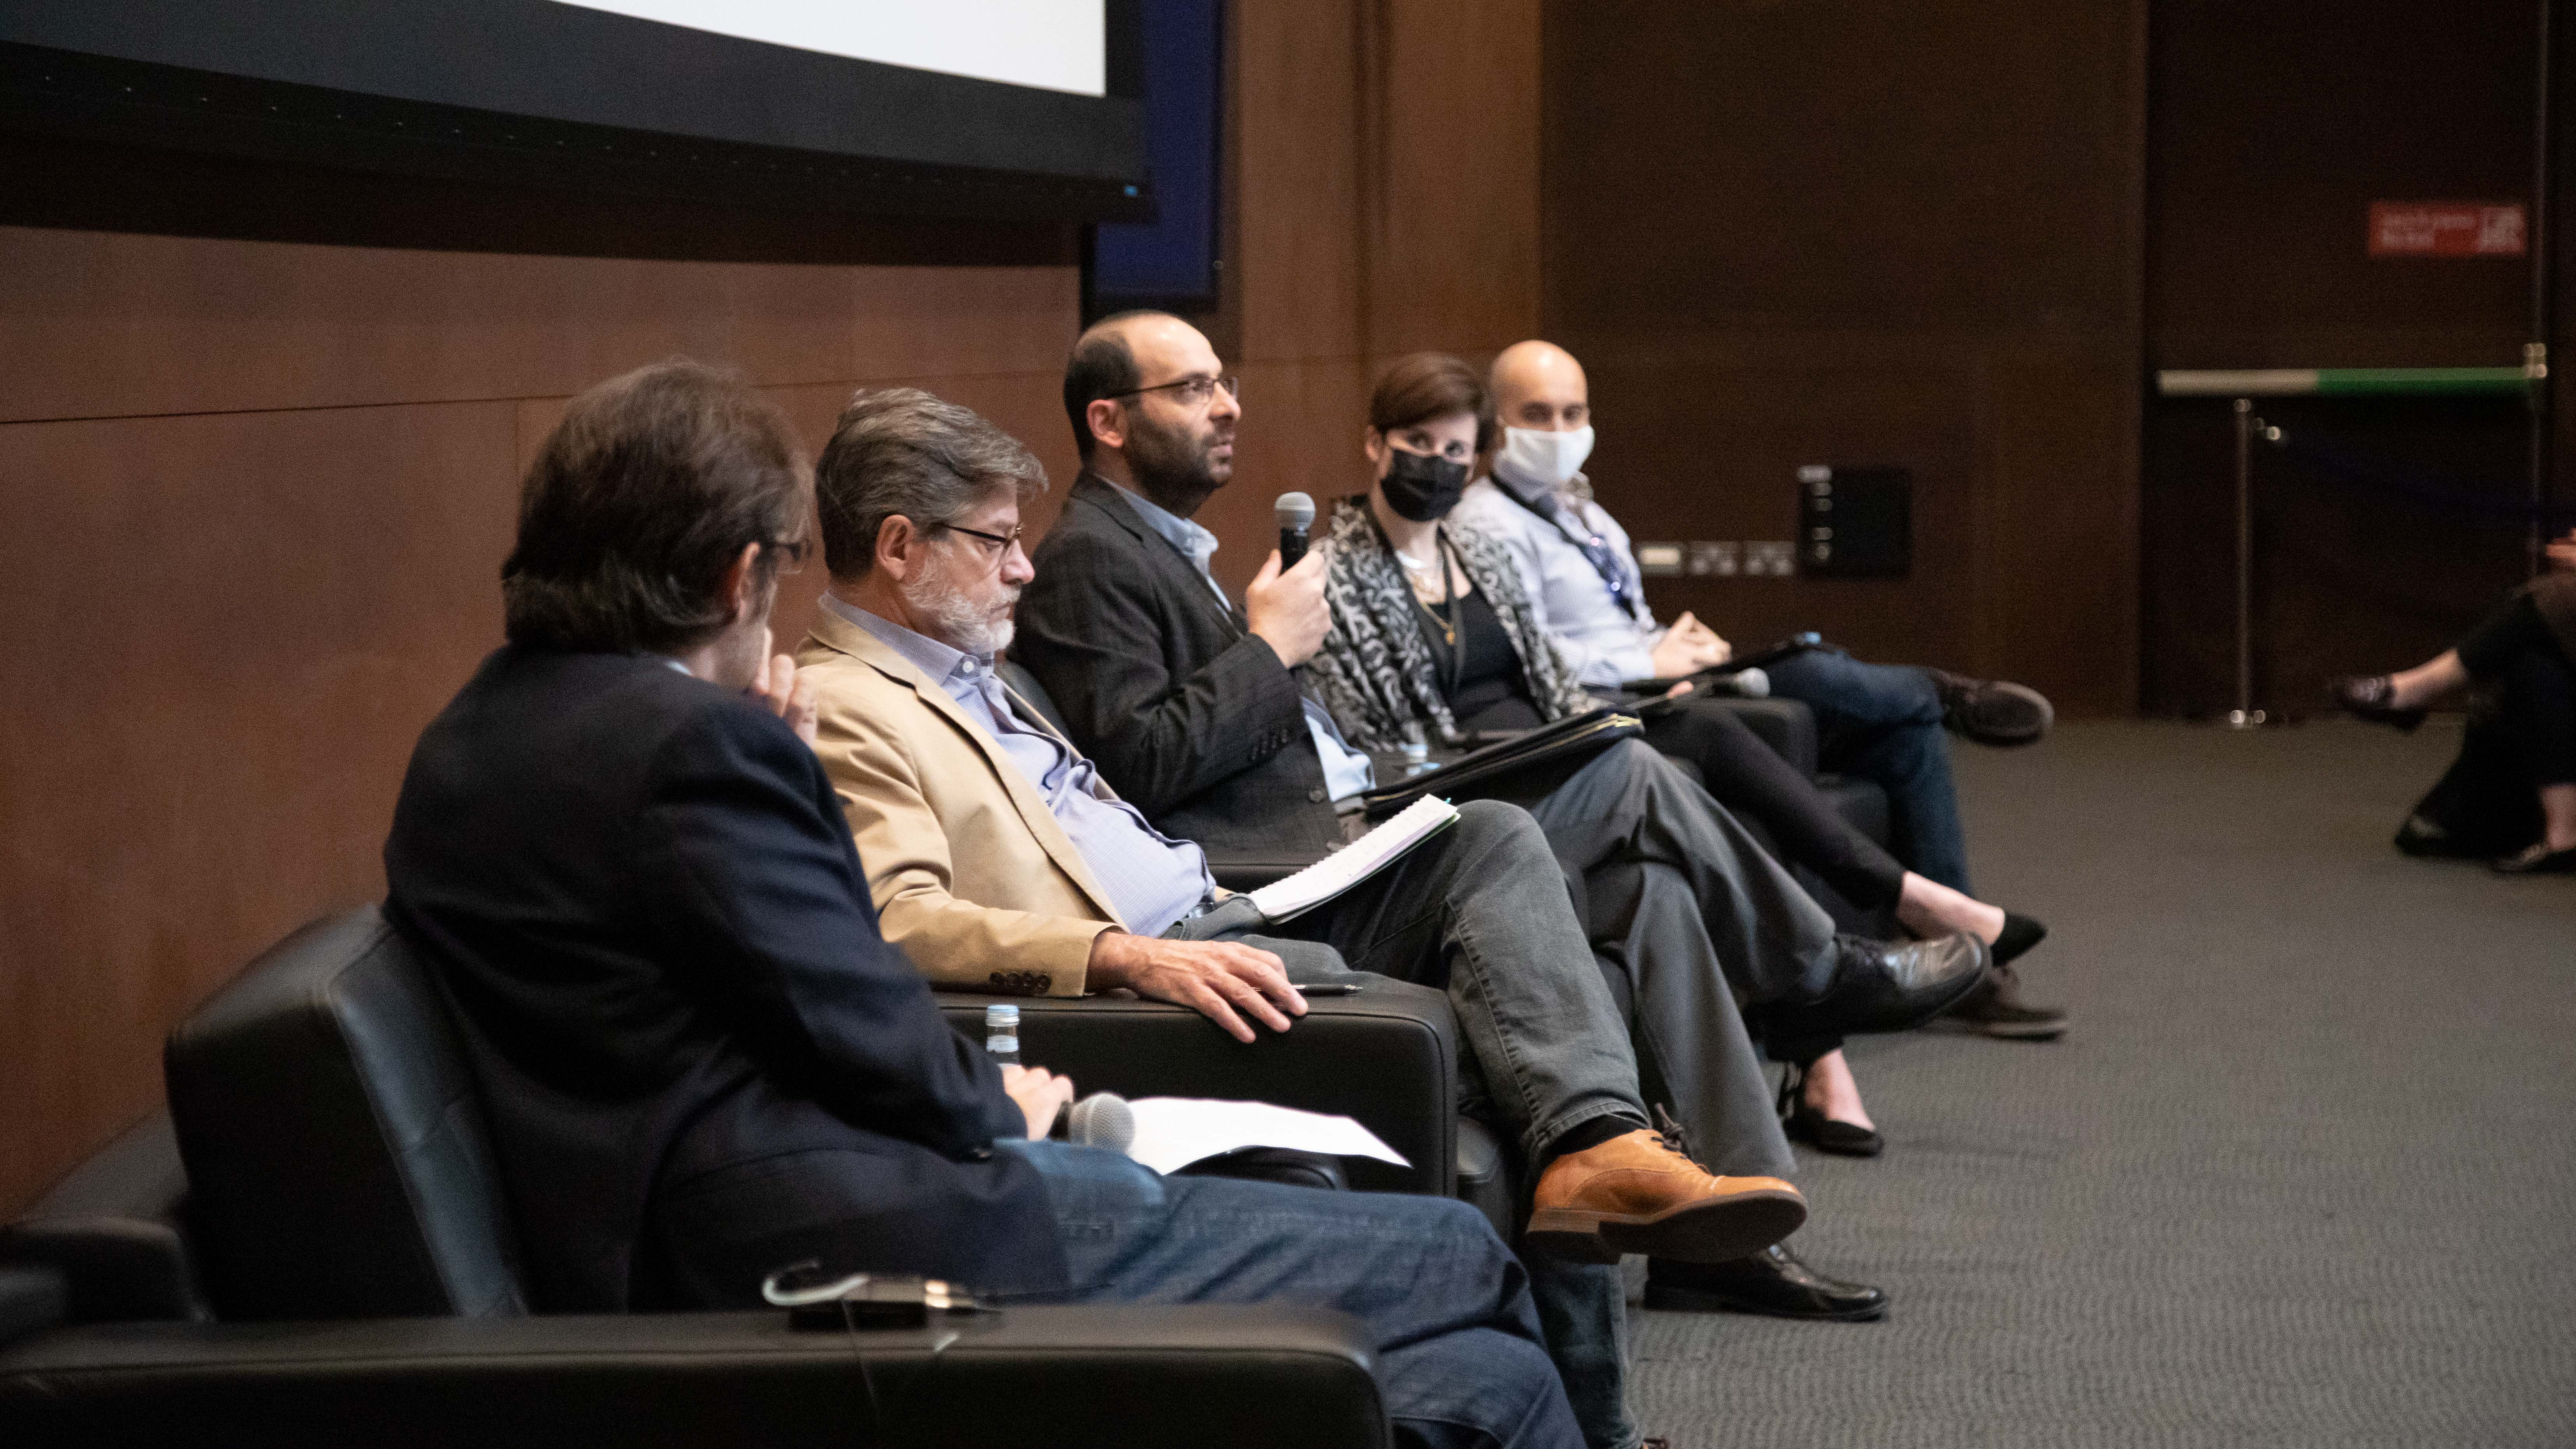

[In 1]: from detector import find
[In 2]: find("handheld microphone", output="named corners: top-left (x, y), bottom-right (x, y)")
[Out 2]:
top-left (1051, 1091), bottom-right (1137, 1155)
top-left (1275, 492), bottom-right (1316, 570)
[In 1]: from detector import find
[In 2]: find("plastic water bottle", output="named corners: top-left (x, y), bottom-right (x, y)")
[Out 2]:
top-left (983, 1003), bottom-right (1021, 1066)
top-left (1401, 740), bottom-right (1432, 777)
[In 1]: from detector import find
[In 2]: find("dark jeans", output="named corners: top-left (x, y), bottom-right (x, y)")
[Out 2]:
top-left (1168, 799), bottom-right (1646, 1449)
top-left (1638, 695), bottom-right (1910, 909)
top-left (2456, 593), bottom-right (2576, 788)
top-left (1763, 648), bottom-right (1975, 893)
top-left (1010, 1139), bottom-right (1586, 1449)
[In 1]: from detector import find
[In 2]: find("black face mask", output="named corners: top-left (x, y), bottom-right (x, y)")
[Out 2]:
top-left (1379, 447), bottom-right (1471, 522)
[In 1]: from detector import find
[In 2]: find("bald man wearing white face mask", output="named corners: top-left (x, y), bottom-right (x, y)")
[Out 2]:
top-left (1453, 341), bottom-right (2069, 1055)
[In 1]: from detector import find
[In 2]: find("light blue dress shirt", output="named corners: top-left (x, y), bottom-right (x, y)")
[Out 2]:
top-left (822, 593), bottom-right (1214, 937)
top-left (1104, 481), bottom-right (1377, 802)
top-left (1451, 468), bottom-right (1663, 688)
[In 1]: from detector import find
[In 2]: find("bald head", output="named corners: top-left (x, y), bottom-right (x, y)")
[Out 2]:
top-left (1489, 341), bottom-right (1590, 433)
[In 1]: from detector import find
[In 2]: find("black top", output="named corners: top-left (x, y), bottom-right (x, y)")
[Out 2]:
top-left (1416, 580), bottom-right (1547, 734)
top-left (1017, 473), bottom-right (1345, 859)
top-left (384, 646), bottom-right (1063, 1311)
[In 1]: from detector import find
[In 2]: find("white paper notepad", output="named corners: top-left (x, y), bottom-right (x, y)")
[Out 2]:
top-left (1245, 796), bottom-right (1459, 922)
top-left (1122, 1097), bottom-right (1410, 1176)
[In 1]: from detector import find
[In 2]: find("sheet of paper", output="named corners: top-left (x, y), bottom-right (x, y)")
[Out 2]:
top-left (1122, 1097), bottom-right (1412, 1176)
top-left (1247, 795), bottom-right (1459, 921)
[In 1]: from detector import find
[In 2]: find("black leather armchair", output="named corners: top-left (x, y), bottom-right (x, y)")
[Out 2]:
top-left (0, 908), bottom-right (1393, 1447)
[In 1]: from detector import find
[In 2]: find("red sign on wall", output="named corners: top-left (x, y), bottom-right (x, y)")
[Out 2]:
top-left (2369, 202), bottom-right (2528, 257)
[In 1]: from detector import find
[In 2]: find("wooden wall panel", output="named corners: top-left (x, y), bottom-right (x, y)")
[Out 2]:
top-left (1540, 0), bottom-right (2147, 715)
top-left (0, 223), bottom-right (1083, 1215)
top-left (0, 401), bottom-right (517, 1211)
top-left (0, 227), bottom-right (1078, 425)
top-left (1233, 0), bottom-right (1364, 366)
top-left (1369, 0), bottom-right (1543, 359)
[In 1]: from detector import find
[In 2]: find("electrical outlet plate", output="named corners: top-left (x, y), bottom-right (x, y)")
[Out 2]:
top-left (1686, 541), bottom-right (1740, 577)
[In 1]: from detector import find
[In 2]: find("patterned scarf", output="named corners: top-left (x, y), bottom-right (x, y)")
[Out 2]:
top-left (1303, 497), bottom-right (1597, 751)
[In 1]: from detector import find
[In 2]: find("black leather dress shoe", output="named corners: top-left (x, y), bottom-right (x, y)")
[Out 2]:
top-left (1758, 934), bottom-right (1991, 1041)
top-left (2327, 674), bottom-right (2427, 732)
top-left (2492, 839), bottom-right (2576, 874)
top-left (1924, 670), bottom-right (2054, 746)
top-left (1644, 1245), bottom-right (1889, 1321)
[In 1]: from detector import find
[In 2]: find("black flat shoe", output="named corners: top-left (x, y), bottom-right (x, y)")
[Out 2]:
top-left (1775, 1060), bottom-right (1883, 1157)
top-left (2492, 840), bottom-right (2576, 874)
top-left (2328, 675), bottom-right (2427, 732)
top-left (1757, 933), bottom-right (1991, 1041)
top-left (1991, 912), bottom-right (2047, 965)
top-left (1643, 1244), bottom-right (1889, 1321)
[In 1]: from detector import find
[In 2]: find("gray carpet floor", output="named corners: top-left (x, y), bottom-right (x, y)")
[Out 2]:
top-left (1628, 719), bottom-right (2576, 1447)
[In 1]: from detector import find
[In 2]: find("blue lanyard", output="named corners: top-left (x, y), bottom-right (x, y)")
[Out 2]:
top-left (1500, 484), bottom-right (1650, 624)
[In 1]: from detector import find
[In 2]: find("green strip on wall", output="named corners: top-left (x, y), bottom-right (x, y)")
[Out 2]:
top-left (2311, 367), bottom-right (2532, 396)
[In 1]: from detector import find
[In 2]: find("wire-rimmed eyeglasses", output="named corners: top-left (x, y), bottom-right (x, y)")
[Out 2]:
top-left (1103, 374), bottom-right (1240, 409)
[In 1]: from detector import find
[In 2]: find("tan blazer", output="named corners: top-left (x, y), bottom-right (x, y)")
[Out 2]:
top-left (797, 603), bottom-right (1124, 997)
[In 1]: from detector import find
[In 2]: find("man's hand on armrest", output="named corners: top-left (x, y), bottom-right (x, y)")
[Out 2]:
top-left (999, 1064), bottom-right (1075, 1140)
top-left (1085, 930), bottom-right (1308, 1044)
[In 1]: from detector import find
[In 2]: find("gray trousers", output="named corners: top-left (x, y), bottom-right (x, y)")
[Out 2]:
top-left (1514, 739), bottom-right (1847, 1183)
top-left (1166, 799), bottom-right (1642, 1449)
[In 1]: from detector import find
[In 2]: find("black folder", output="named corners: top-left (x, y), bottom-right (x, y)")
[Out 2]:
top-left (1356, 707), bottom-right (1644, 818)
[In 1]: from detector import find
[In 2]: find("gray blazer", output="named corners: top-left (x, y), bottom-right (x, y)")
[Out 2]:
top-left (1015, 473), bottom-right (1346, 860)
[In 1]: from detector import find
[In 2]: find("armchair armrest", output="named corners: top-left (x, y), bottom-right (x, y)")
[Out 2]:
top-left (0, 1268), bottom-right (63, 1348)
top-left (0, 1305), bottom-right (1387, 1449)
top-left (1711, 697), bottom-right (1820, 777)
top-left (1207, 859), bottom-right (1313, 893)
top-left (0, 1115), bottom-right (208, 1325)
top-left (939, 982), bottom-right (1459, 1196)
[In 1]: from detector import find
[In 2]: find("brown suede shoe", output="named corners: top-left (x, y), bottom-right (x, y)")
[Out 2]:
top-left (1524, 1129), bottom-right (1807, 1265)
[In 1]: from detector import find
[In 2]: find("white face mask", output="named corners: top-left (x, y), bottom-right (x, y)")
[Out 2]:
top-left (1495, 424), bottom-right (1596, 492)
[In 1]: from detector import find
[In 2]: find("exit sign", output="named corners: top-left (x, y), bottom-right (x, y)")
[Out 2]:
top-left (2369, 202), bottom-right (2527, 257)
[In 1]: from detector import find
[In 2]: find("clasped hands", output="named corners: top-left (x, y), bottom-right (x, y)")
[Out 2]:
top-left (1649, 610), bottom-right (1732, 680)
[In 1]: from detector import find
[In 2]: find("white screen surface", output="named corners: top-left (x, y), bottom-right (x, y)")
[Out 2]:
top-left (550, 0), bottom-right (1105, 97)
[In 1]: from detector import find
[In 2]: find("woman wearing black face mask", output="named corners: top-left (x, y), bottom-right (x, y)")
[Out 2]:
top-left (1306, 355), bottom-right (1996, 1266)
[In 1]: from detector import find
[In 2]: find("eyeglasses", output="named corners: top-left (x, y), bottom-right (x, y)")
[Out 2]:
top-left (935, 521), bottom-right (1026, 564)
top-left (1104, 374), bottom-right (1241, 409)
top-left (763, 538), bottom-right (810, 576)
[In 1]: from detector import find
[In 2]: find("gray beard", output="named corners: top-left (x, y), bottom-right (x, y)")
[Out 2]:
top-left (904, 570), bottom-right (1016, 658)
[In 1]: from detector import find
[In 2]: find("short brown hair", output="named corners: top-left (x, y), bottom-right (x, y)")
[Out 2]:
top-left (501, 360), bottom-right (807, 654)
top-left (814, 387), bottom-right (1049, 579)
top-left (1369, 352), bottom-right (1495, 455)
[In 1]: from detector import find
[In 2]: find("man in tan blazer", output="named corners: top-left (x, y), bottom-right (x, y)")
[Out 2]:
top-left (792, 384), bottom-right (1830, 1449)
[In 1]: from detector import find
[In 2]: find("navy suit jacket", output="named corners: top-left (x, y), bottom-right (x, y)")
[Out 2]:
top-left (384, 646), bottom-right (1065, 1311)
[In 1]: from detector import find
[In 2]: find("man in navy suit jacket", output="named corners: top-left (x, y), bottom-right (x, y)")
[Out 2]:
top-left (382, 360), bottom-right (1586, 1449)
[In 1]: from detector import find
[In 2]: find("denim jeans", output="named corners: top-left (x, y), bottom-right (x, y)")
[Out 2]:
top-left (1009, 1138), bottom-right (1588, 1449)
top-left (1763, 648), bottom-right (1974, 893)
top-left (1180, 799), bottom-right (1649, 1448)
